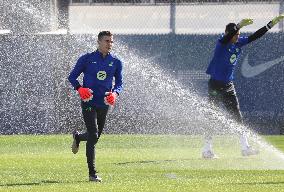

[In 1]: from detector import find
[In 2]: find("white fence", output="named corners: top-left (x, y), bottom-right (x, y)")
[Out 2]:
top-left (69, 3), bottom-right (283, 34)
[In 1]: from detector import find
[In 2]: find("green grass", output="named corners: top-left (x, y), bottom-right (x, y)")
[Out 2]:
top-left (1, 134), bottom-right (284, 191)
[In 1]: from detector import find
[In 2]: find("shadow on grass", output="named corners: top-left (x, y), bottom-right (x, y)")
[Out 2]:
top-left (0, 180), bottom-right (87, 187)
top-left (233, 181), bottom-right (284, 185)
top-left (115, 158), bottom-right (195, 165)
top-left (114, 156), bottom-right (262, 166)
top-left (0, 182), bottom-right (41, 187)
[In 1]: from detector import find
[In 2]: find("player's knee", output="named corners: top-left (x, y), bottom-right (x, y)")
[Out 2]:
top-left (233, 111), bottom-right (243, 123)
top-left (88, 132), bottom-right (99, 144)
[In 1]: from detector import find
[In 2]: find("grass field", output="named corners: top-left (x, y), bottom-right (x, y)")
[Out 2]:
top-left (1, 134), bottom-right (284, 192)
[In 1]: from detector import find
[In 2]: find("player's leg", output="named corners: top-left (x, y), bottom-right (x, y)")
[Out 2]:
top-left (202, 135), bottom-right (216, 159)
top-left (202, 79), bottom-right (221, 159)
top-left (71, 103), bottom-right (89, 154)
top-left (71, 131), bottom-right (88, 154)
top-left (222, 83), bottom-right (258, 156)
top-left (222, 82), bottom-right (243, 124)
top-left (81, 105), bottom-right (102, 182)
top-left (96, 107), bottom-right (109, 139)
top-left (71, 130), bottom-right (81, 154)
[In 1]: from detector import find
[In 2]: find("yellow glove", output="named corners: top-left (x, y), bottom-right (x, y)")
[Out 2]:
top-left (271, 14), bottom-right (284, 27)
top-left (237, 18), bottom-right (254, 28)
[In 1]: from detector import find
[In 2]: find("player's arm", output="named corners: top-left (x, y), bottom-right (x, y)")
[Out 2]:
top-left (68, 54), bottom-right (93, 102)
top-left (248, 14), bottom-right (284, 43)
top-left (247, 26), bottom-right (268, 43)
top-left (220, 19), bottom-right (253, 44)
top-left (104, 60), bottom-right (123, 106)
top-left (112, 60), bottom-right (123, 95)
top-left (68, 54), bottom-right (87, 90)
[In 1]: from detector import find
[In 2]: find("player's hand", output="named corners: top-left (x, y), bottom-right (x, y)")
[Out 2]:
top-left (77, 87), bottom-right (93, 102)
top-left (237, 18), bottom-right (253, 28)
top-left (271, 14), bottom-right (284, 27)
top-left (104, 92), bottom-right (117, 106)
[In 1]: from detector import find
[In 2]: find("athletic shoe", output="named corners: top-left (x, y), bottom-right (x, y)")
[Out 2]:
top-left (71, 130), bottom-right (80, 154)
top-left (202, 150), bottom-right (217, 159)
top-left (89, 174), bottom-right (102, 182)
top-left (241, 147), bottom-right (259, 156)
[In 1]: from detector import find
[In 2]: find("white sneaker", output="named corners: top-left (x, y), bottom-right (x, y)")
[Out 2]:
top-left (202, 150), bottom-right (217, 159)
top-left (241, 147), bottom-right (259, 156)
top-left (89, 174), bottom-right (102, 182)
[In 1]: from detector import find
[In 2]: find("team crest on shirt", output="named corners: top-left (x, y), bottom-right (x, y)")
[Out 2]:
top-left (109, 61), bottom-right (113, 66)
top-left (230, 54), bottom-right (237, 64)
top-left (97, 71), bottom-right (107, 80)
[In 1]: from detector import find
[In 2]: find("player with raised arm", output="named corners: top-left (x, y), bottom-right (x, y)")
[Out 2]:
top-left (203, 14), bottom-right (284, 159)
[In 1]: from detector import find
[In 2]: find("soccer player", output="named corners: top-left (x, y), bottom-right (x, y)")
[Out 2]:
top-left (203, 14), bottom-right (284, 158)
top-left (68, 31), bottom-right (123, 181)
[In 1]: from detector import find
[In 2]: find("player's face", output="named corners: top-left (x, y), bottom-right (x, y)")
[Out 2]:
top-left (231, 31), bottom-right (240, 43)
top-left (98, 35), bottom-right (113, 55)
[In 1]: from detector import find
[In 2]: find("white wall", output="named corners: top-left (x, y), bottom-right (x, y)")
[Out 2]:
top-left (69, 3), bottom-right (281, 34)
top-left (69, 5), bottom-right (170, 34)
top-left (176, 3), bottom-right (280, 34)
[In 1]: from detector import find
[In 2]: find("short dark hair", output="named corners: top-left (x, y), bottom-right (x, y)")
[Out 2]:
top-left (225, 23), bottom-right (238, 34)
top-left (98, 31), bottom-right (113, 40)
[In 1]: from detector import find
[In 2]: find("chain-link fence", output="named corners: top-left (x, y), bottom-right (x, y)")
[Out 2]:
top-left (70, 0), bottom-right (281, 4)
top-left (1, 1), bottom-right (283, 34)
top-left (69, 0), bottom-right (284, 34)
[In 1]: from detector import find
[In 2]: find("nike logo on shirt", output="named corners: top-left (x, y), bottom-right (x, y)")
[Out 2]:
top-left (241, 54), bottom-right (284, 78)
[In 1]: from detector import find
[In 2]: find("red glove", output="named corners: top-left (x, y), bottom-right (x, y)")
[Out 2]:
top-left (77, 87), bottom-right (93, 102)
top-left (104, 92), bottom-right (117, 106)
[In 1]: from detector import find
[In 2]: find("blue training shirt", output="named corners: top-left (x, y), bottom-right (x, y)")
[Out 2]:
top-left (206, 35), bottom-right (249, 83)
top-left (68, 50), bottom-right (123, 107)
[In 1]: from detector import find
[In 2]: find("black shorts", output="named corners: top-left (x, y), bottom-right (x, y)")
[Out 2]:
top-left (81, 102), bottom-right (109, 139)
top-left (208, 79), bottom-right (242, 123)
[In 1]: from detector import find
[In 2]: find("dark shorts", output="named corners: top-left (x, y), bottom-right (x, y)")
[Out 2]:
top-left (208, 79), bottom-right (242, 123)
top-left (81, 102), bottom-right (109, 139)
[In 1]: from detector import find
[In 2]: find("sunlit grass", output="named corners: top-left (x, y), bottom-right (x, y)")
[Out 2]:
top-left (0, 134), bottom-right (284, 192)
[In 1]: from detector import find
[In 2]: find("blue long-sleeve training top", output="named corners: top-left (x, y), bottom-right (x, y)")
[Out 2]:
top-left (206, 35), bottom-right (249, 83)
top-left (206, 25), bottom-right (268, 83)
top-left (68, 50), bottom-right (123, 107)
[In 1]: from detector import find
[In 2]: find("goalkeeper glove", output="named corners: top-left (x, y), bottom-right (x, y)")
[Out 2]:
top-left (267, 14), bottom-right (284, 29)
top-left (77, 87), bottom-right (93, 102)
top-left (237, 18), bottom-right (253, 28)
top-left (104, 92), bottom-right (117, 106)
